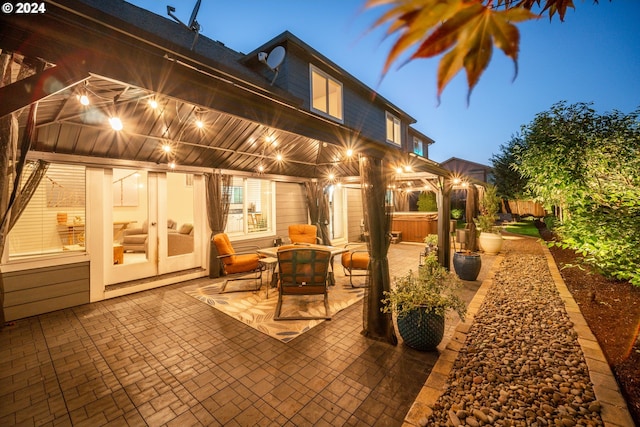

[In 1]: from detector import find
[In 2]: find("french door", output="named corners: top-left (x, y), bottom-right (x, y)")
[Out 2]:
top-left (105, 168), bottom-right (203, 285)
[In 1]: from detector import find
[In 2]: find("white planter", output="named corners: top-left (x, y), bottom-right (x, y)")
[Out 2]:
top-left (478, 232), bottom-right (503, 255)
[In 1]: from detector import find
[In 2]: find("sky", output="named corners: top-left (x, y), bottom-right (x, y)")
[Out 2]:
top-left (126, 0), bottom-right (640, 166)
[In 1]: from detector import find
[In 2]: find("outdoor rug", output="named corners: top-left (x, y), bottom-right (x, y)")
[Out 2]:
top-left (185, 279), bottom-right (365, 342)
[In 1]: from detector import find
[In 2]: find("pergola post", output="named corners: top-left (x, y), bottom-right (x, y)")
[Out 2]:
top-left (435, 176), bottom-right (452, 269)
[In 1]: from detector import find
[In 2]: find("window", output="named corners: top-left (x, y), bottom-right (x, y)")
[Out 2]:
top-left (8, 163), bottom-right (86, 259)
top-left (386, 112), bottom-right (401, 145)
top-left (225, 176), bottom-right (274, 235)
top-left (413, 136), bottom-right (424, 157)
top-left (310, 65), bottom-right (343, 122)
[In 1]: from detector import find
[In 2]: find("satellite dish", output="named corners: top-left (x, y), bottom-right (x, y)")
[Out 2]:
top-left (187, 0), bottom-right (201, 30)
top-left (167, 0), bottom-right (202, 50)
top-left (258, 46), bottom-right (286, 85)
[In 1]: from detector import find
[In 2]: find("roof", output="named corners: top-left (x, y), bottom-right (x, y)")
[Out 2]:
top-left (0, 0), bottom-right (449, 181)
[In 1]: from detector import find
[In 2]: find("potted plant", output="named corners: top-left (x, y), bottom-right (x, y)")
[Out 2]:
top-left (420, 234), bottom-right (439, 266)
top-left (476, 184), bottom-right (503, 255)
top-left (451, 208), bottom-right (463, 220)
top-left (382, 254), bottom-right (467, 351)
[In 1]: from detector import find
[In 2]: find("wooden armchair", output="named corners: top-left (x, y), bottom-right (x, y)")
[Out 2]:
top-left (288, 224), bottom-right (321, 244)
top-left (275, 247), bottom-right (331, 320)
top-left (212, 233), bottom-right (264, 293)
top-left (341, 243), bottom-right (370, 288)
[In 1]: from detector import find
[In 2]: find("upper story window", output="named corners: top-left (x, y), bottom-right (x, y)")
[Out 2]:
top-left (386, 112), bottom-right (401, 145)
top-left (413, 136), bottom-right (424, 157)
top-left (310, 65), bottom-right (343, 122)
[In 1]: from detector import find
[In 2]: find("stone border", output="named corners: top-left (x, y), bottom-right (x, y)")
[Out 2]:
top-left (403, 244), bottom-right (635, 427)
top-left (542, 245), bottom-right (635, 427)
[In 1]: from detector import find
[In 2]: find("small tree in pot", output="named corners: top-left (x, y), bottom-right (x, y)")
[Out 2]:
top-left (476, 184), bottom-right (503, 255)
top-left (381, 254), bottom-right (467, 351)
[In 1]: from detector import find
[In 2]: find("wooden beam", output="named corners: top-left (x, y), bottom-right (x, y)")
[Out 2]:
top-left (0, 64), bottom-right (89, 117)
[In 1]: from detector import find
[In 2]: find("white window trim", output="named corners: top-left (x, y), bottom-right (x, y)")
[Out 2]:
top-left (309, 64), bottom-right (344, 123)
top-left (386, 112), bottom-right (401, 146)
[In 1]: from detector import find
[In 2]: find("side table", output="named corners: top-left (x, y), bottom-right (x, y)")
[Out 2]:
top-left (259, 257), bottom-right (278, 298)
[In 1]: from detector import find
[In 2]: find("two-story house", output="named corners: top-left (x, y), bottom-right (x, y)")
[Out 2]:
top-left (0, 0), bottom-right (451, 321)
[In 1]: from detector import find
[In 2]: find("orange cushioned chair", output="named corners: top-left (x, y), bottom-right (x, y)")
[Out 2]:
top-left (288, 224), bottom-right (321, 244)
top-left (275, 247), bottom-right (331, 320)
top-left (341, 243), bottom-right (370, 288)
top-left (213, 233), bottom-right (264, 293)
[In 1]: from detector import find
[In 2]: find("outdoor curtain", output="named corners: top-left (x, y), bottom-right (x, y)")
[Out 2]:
top-left (359, 155), bottom-right (397, 345)
top-left (0, 61), bottom-right (42, 326)
top-left (393, 189), bottom-right (408, 212)
top-left (304, 181), bottom-right (331, 246)
top-left (205, 171), bottom-right (231, 278)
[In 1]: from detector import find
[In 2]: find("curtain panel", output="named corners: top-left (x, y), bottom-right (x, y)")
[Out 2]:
top-left (205, 172), bottom-right (231, 278)
top-left (359, 155), bottom-right (397, 345)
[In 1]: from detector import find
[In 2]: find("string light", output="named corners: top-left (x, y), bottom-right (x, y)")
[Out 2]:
top-left (109, 117), bottom-right (123, 131)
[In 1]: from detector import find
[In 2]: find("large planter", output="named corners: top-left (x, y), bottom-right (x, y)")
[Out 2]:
top-left (478, 232), bottom-right (503, 255)
top-left (453, 251), bottom-right (481, 281)
top-left (397, 308), bottom-right (445, 351)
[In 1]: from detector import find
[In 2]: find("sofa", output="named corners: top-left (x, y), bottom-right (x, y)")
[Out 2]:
top-left (168, 223), bottom-right (194, 256)
top-left (122, 219), bottom-right (178, 253)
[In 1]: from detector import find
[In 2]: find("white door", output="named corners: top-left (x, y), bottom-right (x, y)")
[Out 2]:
top-left (106, 169), bottom-right (203, 285)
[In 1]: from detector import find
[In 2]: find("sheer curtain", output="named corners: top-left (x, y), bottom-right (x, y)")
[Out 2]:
top-left (359, 155), bottom-right (397, 345)
top-left (205, 172), bottom-right (231, 278)
top-left (304, 181), bottom-right (331, 245)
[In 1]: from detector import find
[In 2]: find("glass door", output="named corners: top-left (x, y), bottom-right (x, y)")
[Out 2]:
top-left (158, 172), bottom-right (201, 274)
top-left (108, 168), bottom-right (158, 284)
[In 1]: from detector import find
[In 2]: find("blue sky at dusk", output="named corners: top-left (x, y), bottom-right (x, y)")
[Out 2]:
top-left (126, 0), bottom-right (640, 166)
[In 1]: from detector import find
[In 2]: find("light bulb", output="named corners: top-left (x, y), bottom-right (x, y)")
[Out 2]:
top-left (109, 117), bottom-right (123, 131)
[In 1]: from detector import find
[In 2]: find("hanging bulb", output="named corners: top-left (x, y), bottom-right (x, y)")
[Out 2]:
top-left (79, 94), bottom-right (90, 106)
top-left (109, 117), bottom-right (123, 131)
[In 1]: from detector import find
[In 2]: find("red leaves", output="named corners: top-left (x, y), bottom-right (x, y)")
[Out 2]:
top-left (367, 0), bottom-right (540, 101)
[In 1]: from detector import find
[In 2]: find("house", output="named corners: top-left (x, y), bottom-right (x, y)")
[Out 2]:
top-left (440, 157), bottom-right (494, 183)
top-left (0, 0), bottom-right (452, 321)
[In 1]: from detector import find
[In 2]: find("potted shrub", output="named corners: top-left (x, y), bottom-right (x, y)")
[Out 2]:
top-left (420, 234), bottom-right (439, 265)
top-left (476, 184), bottom-right (503, 255)
top-left (382, 254), bottom-right (467, 351)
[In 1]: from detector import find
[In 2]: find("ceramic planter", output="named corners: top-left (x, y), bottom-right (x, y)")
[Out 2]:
top-left (453, 251), bottom-right (481, 281)
top-left (478, 232), bottom-right (503, 255)
top-left (397, 308), bottom-right (445, 351)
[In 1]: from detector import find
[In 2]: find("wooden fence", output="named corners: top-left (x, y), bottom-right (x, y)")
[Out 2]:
top-left (500, 200), bottom-right (547, 217)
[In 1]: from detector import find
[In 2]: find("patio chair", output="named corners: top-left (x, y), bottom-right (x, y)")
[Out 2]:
top-left (341, 243), bottom-right (370, 288)
top-left (275, 247), bottom-right (331, 320)
top-left (288, 224), bottom-right (321, 244)
top-left (212, 233), bottom-right (264, 293)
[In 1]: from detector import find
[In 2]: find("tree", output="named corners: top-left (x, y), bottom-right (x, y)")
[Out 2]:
top-left (513, 101), bottom-right (640, 286)
top-left (491, 134), bottom-right (529, 212)
top-left (366, 0), bottom-right (600, 101)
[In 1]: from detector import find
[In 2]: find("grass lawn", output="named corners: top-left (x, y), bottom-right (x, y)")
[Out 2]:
top-left (504, 220), bottom-right (540, 238)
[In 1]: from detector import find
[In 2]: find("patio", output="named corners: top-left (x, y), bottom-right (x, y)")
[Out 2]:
top-left (0, 242), bottom-right (492, 426)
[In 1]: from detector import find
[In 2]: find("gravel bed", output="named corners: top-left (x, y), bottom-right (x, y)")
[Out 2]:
top-left (425, 253), bottom-right (604, 426)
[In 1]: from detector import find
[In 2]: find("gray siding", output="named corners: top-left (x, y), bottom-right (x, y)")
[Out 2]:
top-left (275, 181), bottom-right (308, 239)
top-left (346, 187), bottom-right (364, 242)
top-left (3, 262), bottom-right (90, 321)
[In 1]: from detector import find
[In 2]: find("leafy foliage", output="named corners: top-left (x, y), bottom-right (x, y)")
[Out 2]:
top-left (381, 253), bottom-right (467, 320)
top-left (512, 102), bottom-right (640, 286)
top-left (365, 0), bottom-right (598, 100)
top-left (491, 134), bottom-right (529, 201)
top-left (417, 190), bottom-right (438, 211)
top-left (476, 184), bottom-right (501, 233)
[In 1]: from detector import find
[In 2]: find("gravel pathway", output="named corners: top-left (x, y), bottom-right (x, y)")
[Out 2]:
top-left (424, 242), bottom-right (604, 426)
